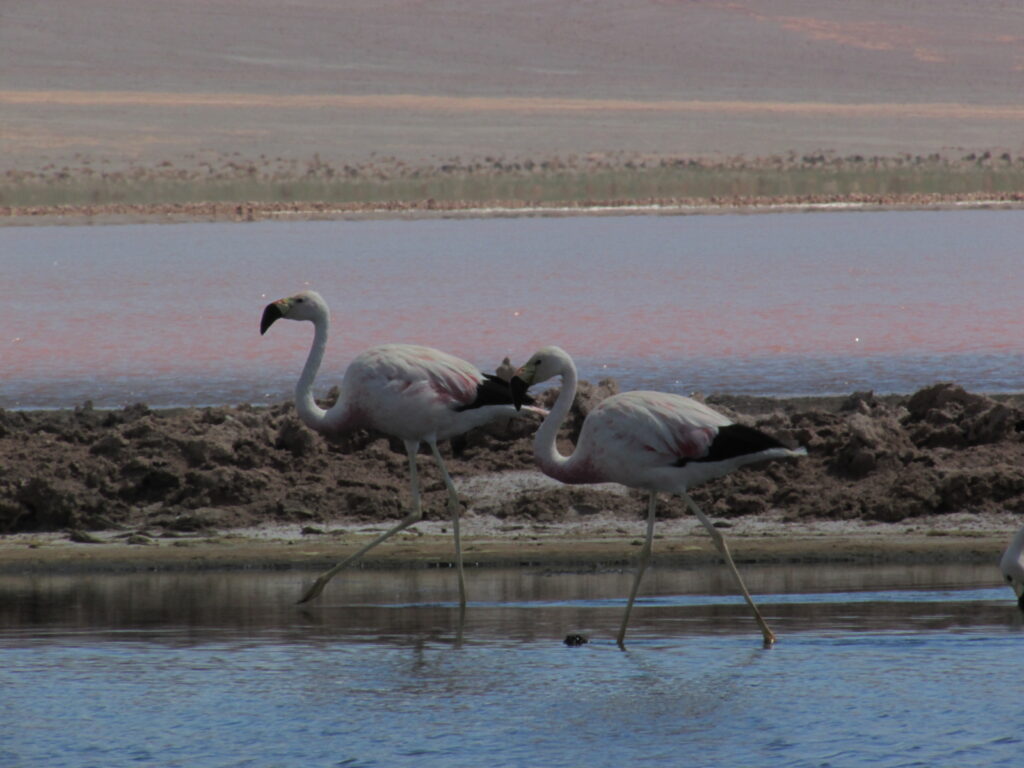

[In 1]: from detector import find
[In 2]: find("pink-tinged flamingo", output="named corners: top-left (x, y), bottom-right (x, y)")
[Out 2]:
top-left (1000, 525), bottom-right (1024, 611)
top-left (261, 290), bottom-right (540, 607)
top-left (510, 346), bottom-right (806, 648)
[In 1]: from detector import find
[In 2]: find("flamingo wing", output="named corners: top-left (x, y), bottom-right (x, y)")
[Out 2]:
top-left (351, 344), bottom-right (476, 403)
top-left (356, 344), bottom-right (530, 410)
top-left (594, 392), bottom-right (727, 459)
top-left (577, 391), bottom-right (792, 491)
top-left (615, 393), bottom-right (790, 464)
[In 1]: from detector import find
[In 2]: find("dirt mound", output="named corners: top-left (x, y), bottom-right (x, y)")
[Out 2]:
top-left (2, 382), bottom-right (1024, 535)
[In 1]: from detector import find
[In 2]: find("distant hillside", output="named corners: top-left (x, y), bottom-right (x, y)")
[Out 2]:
top-left (2, 0), bottom-right (1023, 169)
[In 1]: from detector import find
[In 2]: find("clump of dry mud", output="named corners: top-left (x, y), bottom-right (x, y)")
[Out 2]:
top-left (2, 382), bottom-right (1023, 536)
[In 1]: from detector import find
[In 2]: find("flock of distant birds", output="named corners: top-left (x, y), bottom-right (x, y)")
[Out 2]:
top-left (261, 290), bottom-right (1024, 648)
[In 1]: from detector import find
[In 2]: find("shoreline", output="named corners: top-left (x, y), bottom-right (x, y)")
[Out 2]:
top-left (4, 192), bottom-right (1024, 228)
top-left (2, 384), bottom-right (1024, 576)
top-left (0, 514), bottom-right (1013, 575)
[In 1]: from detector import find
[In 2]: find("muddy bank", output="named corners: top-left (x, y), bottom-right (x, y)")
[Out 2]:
top-left (2, 381), bottom-right (1023, 570)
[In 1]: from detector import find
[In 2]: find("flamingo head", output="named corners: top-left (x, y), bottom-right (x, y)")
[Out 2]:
top-left (260, 290), bottom-right (328, 334)
top-left (510, 346), bottom-right (568, 410)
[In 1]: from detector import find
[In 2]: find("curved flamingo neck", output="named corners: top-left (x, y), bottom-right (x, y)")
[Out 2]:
top-left (295, 310), bottom-right (330, 429)
top-left (534, 352), bottom-right (579, 481)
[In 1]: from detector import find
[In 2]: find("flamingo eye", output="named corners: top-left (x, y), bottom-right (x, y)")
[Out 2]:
top-left (296, 297), bottom-right (305, 303)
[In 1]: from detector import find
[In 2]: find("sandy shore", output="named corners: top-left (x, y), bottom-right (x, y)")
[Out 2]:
top-left (3, 380), bottom-right (1022, 574)
top-left (0, 515), bottom-right (1011, 576)
top-left (4, 192), bottom-right (1024, 228)
top-left (5, 1), bottom-right (1023, 231)
top-left (6, 1), bottom-right (1024, 168)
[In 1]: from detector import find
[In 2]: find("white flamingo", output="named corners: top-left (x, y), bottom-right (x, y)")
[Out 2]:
top-left (261, 290), bottom-right (541, 606)
top-left (511, 346), bottom-right (806, 648)
top-left (999, 525), bottom-right (1024, 611)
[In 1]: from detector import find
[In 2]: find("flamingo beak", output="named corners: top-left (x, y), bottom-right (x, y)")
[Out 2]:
top-left (260, 301), bottom-right (286, 335)
top-left (510, 375), bottom-right (530, 411)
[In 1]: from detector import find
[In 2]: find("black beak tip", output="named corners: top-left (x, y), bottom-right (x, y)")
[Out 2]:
top-left (510, 376), bottom-right (529, 411)
top-left (1017, 594), bottom-right (1024, 612)
top-left (260, 303), bottom-right (283, 335)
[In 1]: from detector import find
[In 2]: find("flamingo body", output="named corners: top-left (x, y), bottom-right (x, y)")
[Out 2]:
top-left (322, 343), bottom-right (524, 442)
top-left (1000, 525), bottom-right (1024, 610)
top-left (549, 389), bottom-right (798, 490)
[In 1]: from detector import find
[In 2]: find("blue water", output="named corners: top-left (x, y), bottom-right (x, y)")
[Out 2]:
top-left (1, 567), bottom-right (1020, 767)
top-left (3, 209), bottom-right (1024, 408)
top-left (3, 629), bottom-right (1020, 768)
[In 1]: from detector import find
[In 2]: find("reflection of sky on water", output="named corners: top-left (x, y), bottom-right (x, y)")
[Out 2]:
top-left (0, 563), bottom-right (1011, 642)
top-left (4, 210), bottom-right (1023, 407)
top-left (2, 565), bottom-right (1021, 768)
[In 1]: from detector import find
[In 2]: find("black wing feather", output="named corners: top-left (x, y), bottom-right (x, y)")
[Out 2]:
top-left (454, 374), bottom-right (535, 412)
top-left (676, 423), bottom-right (785, 466)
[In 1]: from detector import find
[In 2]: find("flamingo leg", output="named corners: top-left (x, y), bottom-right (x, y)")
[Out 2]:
top-left (682, 491), bottom-right (777, 648)
top-left (617, 492), bottom-right (658, 648)
top-left (429, 440), bottom-right (467, 609)
top-left (296, 441), bottom-right (425, 604)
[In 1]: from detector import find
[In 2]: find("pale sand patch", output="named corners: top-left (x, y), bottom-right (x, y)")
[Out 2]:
top-left (1, 503), bottom-right (1015, 576)
top-left (5, 90), bottom-right (1024, 121)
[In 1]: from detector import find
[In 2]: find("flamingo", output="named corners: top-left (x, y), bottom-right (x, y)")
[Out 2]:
top-left (510, 346), bottom-right (806, 648)
top-left (260, 290), bottom-right (540, 607)
top-left (999, 525), bottom-right (1024, 611)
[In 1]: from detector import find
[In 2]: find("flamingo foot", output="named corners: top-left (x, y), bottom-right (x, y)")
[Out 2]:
top-left (297, 573), bottom-right (333, 604)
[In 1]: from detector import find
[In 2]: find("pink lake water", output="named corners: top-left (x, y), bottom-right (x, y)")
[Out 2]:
top-left (2, 209), bottom-right (1023, 408)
